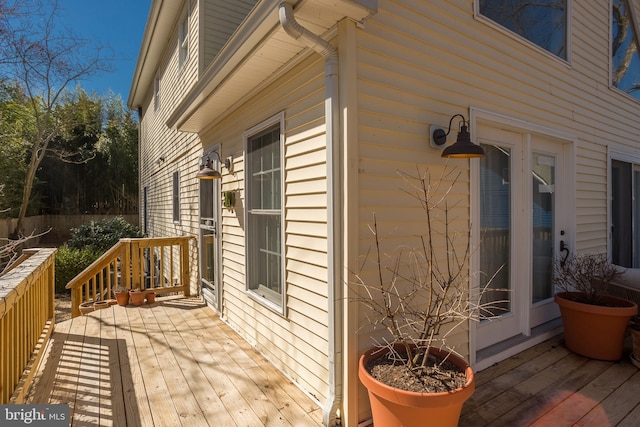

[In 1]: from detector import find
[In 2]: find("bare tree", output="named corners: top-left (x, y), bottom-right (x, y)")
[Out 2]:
top-left (1, 0), bottom-right (111, 237)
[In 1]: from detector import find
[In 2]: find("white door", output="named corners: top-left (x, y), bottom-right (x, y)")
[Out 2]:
top-left (475, 125), bottom-right (570, 351)
top-left (199, 151), bottom-right (221, 311)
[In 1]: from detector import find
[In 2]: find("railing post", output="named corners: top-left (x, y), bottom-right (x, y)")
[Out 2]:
top-left (181, 238), bottom-right (190, 296)
top-left (123, 240), bottom-right (131, 289)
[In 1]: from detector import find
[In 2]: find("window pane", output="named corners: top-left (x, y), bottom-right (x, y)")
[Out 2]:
top-left (612, 0), bottom-right (640, 100)
top-left (249, 213), bottom-right (282, 300)
top-left (173, 171), bottom-right (180, 222)
top-left (480, 144), bottom-right (511, 315)
top-left (248, 125), bottom-right (281, 210)
top-left (480, 0), bottom-right (567, 59)
top-left (247, 122), bottom-right (283, 306)
top-left (611, 160), bottom-right (633, 267)
top-left (531, 153), bottom-right (555, 303)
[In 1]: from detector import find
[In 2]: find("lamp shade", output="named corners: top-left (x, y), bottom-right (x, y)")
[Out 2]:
top-left (441, 124), bottom-right (485, 158)
top-left (196, 160), bottom-right (222, 180)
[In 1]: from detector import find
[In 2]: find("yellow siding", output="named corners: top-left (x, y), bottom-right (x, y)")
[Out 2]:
top-left (197, 52), bottom-right (331, 402)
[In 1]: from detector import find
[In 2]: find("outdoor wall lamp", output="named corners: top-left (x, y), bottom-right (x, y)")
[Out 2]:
top-left (431, 114), bottom-right (485, 158)
top-left (196, 152), bottom-right (233, 180)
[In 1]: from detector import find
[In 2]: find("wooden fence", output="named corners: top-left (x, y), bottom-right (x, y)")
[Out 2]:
top-left (0, 248), bottom-right (56, 404)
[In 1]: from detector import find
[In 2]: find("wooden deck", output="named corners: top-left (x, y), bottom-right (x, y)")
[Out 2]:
top-left (27, 296), bottom-right (323, 426)
top-left (461, 335), bottom-right (640, 426)
top-left (26, 296), bottom-right (640, 427)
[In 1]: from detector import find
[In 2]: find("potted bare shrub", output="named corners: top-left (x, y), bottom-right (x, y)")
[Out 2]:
top-left (355, 168), bottom-right (500, 427)
top-left (553, 253), bottom-right (638, 360)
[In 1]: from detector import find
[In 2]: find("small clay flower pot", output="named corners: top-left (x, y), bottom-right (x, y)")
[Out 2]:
top-left (145, 291), bottom-right (156, 304)
top-left (93, 300), bottom-right (110, 311)
top-left (79, 301), bottom-right (95, 315)
top-left (129, 290), bottom-right (146, 306)
top-left (113, 290), bottom-right (130, 306)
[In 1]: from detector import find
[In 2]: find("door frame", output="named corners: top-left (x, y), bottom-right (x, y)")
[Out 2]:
top-left (469, 108), bottom-right (576, 369)
top-left (199, 146), bottom-right (223, 313)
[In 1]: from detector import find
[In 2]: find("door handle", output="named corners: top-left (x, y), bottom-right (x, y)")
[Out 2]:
top-left (560, 240), bottom-right (570, 267)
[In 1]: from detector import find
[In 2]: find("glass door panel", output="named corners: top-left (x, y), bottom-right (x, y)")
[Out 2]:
top-left (480, 144), bottom-right (511, 315)
top-left (531, 153), bottom-right (555, 304)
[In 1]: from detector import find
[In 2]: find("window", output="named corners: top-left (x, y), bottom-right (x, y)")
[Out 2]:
top-left (246, 119), bottom-right (283, 308)
top-left (178, 5), bottom-right (189, 69)
top-left (612, 0), bottom-right (640, 100)
top-left (478, 0), bottom-right (568, 59)
top-left (154, 75), bottom-right (160, 111)
top-left (172, 171), bottom-right (180, 223)
top-left (611, 158), bottom-right (640, 267)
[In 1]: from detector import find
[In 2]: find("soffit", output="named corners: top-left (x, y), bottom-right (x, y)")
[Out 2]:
top-left (167, 0), bottom-right (376, 133)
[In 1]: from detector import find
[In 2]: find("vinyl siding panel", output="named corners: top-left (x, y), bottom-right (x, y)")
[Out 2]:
top-left (201, 0), bottom-right (258, 70)
top-left (197, 52), bottom-right (330, 403)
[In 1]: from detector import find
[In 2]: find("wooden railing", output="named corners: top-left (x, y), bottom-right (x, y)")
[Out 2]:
top-left (0, 248), bottom-right (56, 404)
top-left (66, 237), bottom-right (192, 318)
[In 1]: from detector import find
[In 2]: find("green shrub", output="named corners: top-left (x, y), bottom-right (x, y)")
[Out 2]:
top-left (55, 245), bottom-right (102, 294)
top-left (67, 216), bottom-right (142, 252)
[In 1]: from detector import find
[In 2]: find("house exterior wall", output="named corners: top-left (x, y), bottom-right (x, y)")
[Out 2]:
top-left (199, 51), bottom-right (331, 404)
top-left (138, 0), bottom-right (202, 294)
top-left (345, 0), bottom-right (640, 424)
top-left (132, 0), bottom-right (640, 425)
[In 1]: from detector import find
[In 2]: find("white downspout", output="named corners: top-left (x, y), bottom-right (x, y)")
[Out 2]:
top-left (279, 2), bottom-right (343, 426)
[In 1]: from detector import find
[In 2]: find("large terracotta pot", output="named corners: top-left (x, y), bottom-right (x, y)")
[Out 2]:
top-left (358, 345), bottom-right (475, 427)
top-left (554, 291), bottom-right (638, 361)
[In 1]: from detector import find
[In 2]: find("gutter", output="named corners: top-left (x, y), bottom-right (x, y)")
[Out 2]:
top-left (279, 2), bottom-right (343, 425)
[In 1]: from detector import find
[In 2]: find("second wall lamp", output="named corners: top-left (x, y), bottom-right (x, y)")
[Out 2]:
top-left (431, 114), bottom-right (485, 158)
top-left (196, 151), bottom-right (233, 180)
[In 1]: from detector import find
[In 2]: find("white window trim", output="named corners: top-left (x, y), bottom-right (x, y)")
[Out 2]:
top-left (178, 2), bottom-right (190, 70)
top-left (473, 0), bottom-right (573, 66)
top-left (607, 147), bottom-right (640, 263)
top-left (244, 112), bottom-right (286, 315)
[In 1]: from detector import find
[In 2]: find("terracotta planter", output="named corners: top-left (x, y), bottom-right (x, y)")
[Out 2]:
top-left (129, 290), bottom-right (146, 306)
top-left (145, 291), bottom-right (156, 304)
top-left (93, 300), bottom-right (110, 311)
top-left (79, 301), bottom-right (95, 315)
top-left (554, 292), bottom-right (638, 361)
top-left (358, 345), bottom-right (475, 427)
top-left (114, 291), bottom-right (130, 306)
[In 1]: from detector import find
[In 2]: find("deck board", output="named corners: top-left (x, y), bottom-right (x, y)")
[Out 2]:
top-left (27, 296), bottom-right (322, 427)
top-left (461, 336), bottom-right (640, 427)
